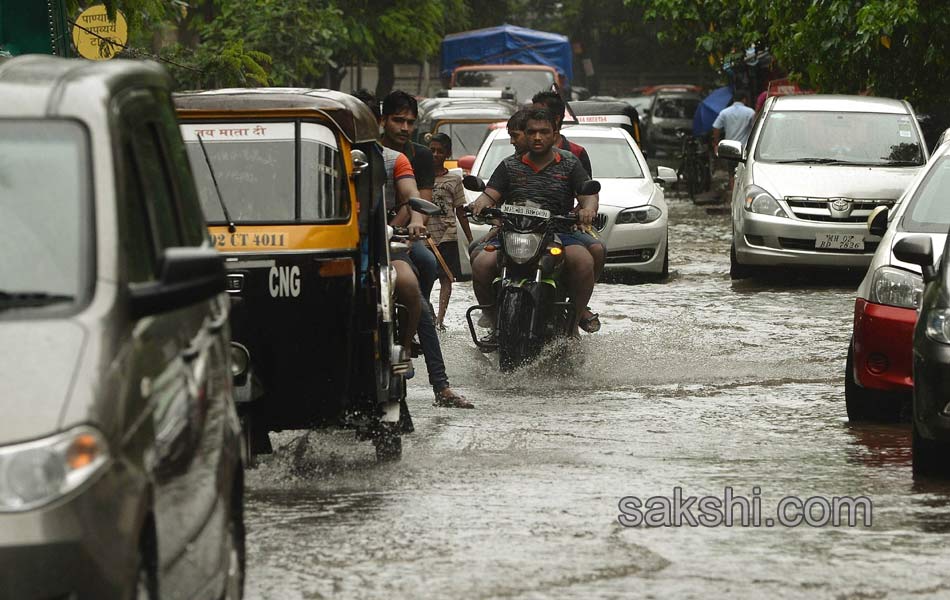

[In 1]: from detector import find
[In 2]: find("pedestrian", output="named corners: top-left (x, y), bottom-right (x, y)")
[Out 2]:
top-left (427, 133), bottom-right (473, 330)
top-left (712, 90), bottom-right (756, 150)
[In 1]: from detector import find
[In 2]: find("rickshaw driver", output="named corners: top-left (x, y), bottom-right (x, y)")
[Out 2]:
top-left (469, 108), bottom-right (601, 337)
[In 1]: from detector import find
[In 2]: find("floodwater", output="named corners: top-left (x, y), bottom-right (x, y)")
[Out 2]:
top-left (243, 197), bottom-right (950, 599)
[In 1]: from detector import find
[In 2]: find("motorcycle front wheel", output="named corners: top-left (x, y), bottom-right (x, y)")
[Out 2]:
top-left (497, 288), bottom-right (538, 372)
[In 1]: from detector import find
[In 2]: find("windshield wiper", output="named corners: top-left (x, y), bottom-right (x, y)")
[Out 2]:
top-left (195, 134), bottom-right (236, 233)
top-left (880, 160), bottom-right (923, 166)
top-left (0, 290), bottom-right (75, 310)
top-left (775, 158), bottom-right (851, 164)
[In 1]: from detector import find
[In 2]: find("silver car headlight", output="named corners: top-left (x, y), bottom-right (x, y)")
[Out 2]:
top-left (504, 232), bottom-right (543, 264)
top-left (743, 185), bottom-right (787, 217)
top-left (616, 205), bottom-right (662, 224)
top-left (0, 426), bottom-right (110, 512)
top-left (868, 266), bottom-right (923, 309)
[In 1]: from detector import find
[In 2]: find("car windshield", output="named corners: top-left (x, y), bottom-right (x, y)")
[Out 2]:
top-left (900, 156), bottom-right (950, 233)
top-left (755, 111), bottom-right (925, 166)
top-left (478, 135), bottom-right (644, 180)
top-left (455, 70), bottom-right (554, 104)
top-left (0, 120), bottom-right (89, 308)
top-left (621, 96), bottom-right (653, 112)
top-left (653, 96), bottom-right (699, 119)
top-left (181, 121), bottom-right (349, 223)
top-left (434, 121), bottom-right (493, 157)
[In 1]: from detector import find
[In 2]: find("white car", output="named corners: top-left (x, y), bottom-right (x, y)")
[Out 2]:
top-left (463, 125), bottom-right (675, 278)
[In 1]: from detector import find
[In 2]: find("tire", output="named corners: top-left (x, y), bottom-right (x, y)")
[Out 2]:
top-left (497, 289), bottom-right (536, 372)
top-left (686, 160), bottom-right (702, 200)
top-left (374, 425), bottom-right (402, 462)
top-left (131, 536), bottom-right (158, 600)
top-left (729, 242), bottom-right (752, 280)
top-left (661, 239), bottom-right (669, 279)
top-left (913, 421), bottom-right (950, 477)
top-left (844, 344), bottom-right (902, 423)
top-left (220, 492), bottom-right (246, 600)
top-left (239, 415), bottom-right (256, 469)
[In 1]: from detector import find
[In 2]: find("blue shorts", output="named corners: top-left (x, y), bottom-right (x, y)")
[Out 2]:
top-left (560, 231), bottom-right (606, 249)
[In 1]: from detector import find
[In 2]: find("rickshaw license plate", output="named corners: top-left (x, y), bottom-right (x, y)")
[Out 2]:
top-left (815, 234), bottom-right (864, 250)
top-left (502, 204), bottom-right (550, 219)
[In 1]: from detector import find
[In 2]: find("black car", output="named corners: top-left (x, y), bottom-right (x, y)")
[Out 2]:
top-left (895, 230), bottom-right (950, 476)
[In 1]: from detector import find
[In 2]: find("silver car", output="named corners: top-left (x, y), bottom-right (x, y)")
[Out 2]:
top-left (0, 56), bottom-right (243, 599)
top-left (720, 94), bottom-right (929, 278)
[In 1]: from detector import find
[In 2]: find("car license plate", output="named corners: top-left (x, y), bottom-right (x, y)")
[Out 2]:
top-left (815, 233), bottom-right (864, 250)
top-left (502, 204), bottom-right (550, 219)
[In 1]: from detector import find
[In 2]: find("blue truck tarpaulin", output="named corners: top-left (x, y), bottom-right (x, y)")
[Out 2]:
top-left (440, 24), bottom-right (573, 83)
top-left (693, 86), bottom-right (734, 136)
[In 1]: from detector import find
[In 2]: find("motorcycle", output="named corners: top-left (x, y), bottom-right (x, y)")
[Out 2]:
top-left (462, 176), bottom-right (601, 371)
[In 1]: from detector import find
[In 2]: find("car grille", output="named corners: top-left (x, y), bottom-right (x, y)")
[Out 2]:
top-left (606, 248), bottom-right (654, 264)
top-left (784, 197), bottom-right (895, 223)
top-left (778, 237), bottom-right (879, 254)
top-left (593, 213), bottom-right (608, 231)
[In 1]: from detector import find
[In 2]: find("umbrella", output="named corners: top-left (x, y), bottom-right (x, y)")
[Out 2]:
top-left (693, 86), bottom-right (733, 136)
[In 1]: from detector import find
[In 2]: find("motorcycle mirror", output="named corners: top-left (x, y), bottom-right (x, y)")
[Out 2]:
top-left (408, 197), bottom-right (441, 216)
top-left (463, 175), bottom-right (487, 192)
top-left (578, 180), bottom-right (601, 195)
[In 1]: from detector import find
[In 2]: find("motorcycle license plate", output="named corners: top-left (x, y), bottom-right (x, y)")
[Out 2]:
top-left (815, 233), bottom-right (864, 250)
top-left (502, 204), bottom-right (550, 219)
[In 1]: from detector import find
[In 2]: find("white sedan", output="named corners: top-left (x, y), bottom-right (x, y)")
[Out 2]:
top-left (462, 125), bottom-right (674, 278)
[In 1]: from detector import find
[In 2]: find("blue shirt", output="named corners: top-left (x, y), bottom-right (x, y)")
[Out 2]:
top-left (713, 101), bottom-right (756, 145)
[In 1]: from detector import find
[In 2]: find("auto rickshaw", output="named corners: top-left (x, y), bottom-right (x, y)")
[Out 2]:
top-left (414, 95), bottom-right (517, 168)
top-left (174, 89), bottom-right (411, 461)
top-left (565, 99), bottom-right (642, 147)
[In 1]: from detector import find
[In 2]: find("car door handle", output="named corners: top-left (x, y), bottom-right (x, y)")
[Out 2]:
top-left (208, 312), bottom-right (228, 333)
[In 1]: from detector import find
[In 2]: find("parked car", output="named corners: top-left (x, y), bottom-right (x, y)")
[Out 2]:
top-left (462, 126), bottom-right (676, 278)
top-left (643, 91), bottom-right (702, 160)
top-left (720, 94), bottom-right (929, 279)
top-left (0, 56), bottom-right (244, 599)
top-left (846, 142), bottom-right (950, 421)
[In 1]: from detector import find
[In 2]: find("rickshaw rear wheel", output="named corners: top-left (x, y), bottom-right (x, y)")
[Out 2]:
top-left (374, 427), bottom-right (403, 462)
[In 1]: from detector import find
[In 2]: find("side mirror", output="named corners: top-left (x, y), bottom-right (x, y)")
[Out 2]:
top-left (717, 140), bottom-right (743, 162)
top-left (408, 197), bottom-right (441, 216)
top-left (578, 179), bottom-right (601, 196)
top-left (463, 175), bottom-right (486, 192)
top-left (867, 205), bottom-right (889, 237)
top-left (457, 155), bottom-right (476, 173)
top-left (655, 166), bottom-right (677, 185)
top-left (130, 247), bottom-right (226, 318)
top-left (893, 235), bottom-right (937, 283)
top-left (350, 149), bottom-right (369, 176)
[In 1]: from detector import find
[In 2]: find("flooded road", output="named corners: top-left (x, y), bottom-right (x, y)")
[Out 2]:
top-left (244, 197), bottom-right (950, 599)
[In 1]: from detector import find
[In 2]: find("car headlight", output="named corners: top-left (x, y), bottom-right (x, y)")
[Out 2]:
top-left (230, 342), bottom-right (250, 377)
top-left (868, 266), bottom-right (923, 309)
top-left (503, 232), bottom-right (543, 264)
top-left (925, 309), bottom-right (950, 344)
top-left (616, 205), bottom-right (662, 224)
top-left (0, 426), bottom-right (109, 512)
top-left (743, 185), bottom-right (787, 217)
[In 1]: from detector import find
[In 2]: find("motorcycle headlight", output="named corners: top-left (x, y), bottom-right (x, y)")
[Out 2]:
top-left (925, 309), bottom-right (950, 344)
top-left (744, 185), bottom-right (787, 217)
top-left (503, 232), bottom-right (543, 264)
top-left (0, 426), bottom-right (110, 512)
top-left (616, 206), bottom-right (662, 224)
top-left (868, 266), bottom-right (924, 309)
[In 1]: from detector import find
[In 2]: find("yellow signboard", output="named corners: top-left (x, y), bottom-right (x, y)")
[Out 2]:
top-left (71, 5), bottom-right (128, 61)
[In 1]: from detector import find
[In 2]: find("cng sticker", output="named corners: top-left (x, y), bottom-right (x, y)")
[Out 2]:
top-left (72, 5), bottom-right (129, 60)
top-left (269, 266), bottom-right (301, 298)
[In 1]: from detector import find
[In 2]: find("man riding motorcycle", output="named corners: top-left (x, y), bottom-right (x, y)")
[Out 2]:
top-left (469, 107), bottom-right (601, 337)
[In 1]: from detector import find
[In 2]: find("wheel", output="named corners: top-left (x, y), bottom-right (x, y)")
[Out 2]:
top-left (729, 242), bottom-right (752, 280)
top-left (219, 493), bottom-right (246, 600)
top-left (660, 239), bottom-right (669, 278)
top-left (497, 289), bottom-right (536, 372)
top-left (913, 421), bottom-right (950, 477)
top-left (239, 415), bottom-right (256, 469)
top-left (374, 427), bottom-right (402, 462)
top-left (845, 343), bottom-right (902, 423)
top-left (131, 534), bottom-right (158, 600)
top-left (686, 160), bottom-right (702, 200)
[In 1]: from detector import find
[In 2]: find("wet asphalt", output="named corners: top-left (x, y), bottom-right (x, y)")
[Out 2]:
top-left (242, 196), bottom-right (950, 599)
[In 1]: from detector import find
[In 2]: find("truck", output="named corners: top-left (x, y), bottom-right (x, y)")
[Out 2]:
top-left (440, 24), bottom-right (573, 103)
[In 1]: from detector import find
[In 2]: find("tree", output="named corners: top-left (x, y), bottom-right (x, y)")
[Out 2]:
top-left (628, 0), bottom-right (950, 115)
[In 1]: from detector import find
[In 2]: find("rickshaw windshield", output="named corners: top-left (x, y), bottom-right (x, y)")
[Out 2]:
top-left (0, 120), bottom-right (89, 307)
top-left (181, 121), bottom-right (350, 224)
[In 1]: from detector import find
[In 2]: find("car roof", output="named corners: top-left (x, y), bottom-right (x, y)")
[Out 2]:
top-left (771, 94), bottom-right (909, 114)
top-left (174, 87), bottom-right (379, 144)
top-left (559, 125), bottom-right (629, 139)
top-left (0, 54), bottom-right (170, 119)
top-left (421, 100), bottom-right (517, 120)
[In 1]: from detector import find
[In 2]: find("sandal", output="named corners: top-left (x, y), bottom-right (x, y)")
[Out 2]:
top-left (433, 387), bottom-right (474, 409)
top-left (578, 310), bottom-right (601, 334)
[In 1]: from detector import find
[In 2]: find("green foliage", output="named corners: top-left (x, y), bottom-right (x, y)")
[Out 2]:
top-left (161, 39), bottom-right (271, 89)
top-left (629, 0), bottom-right (950, 112)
